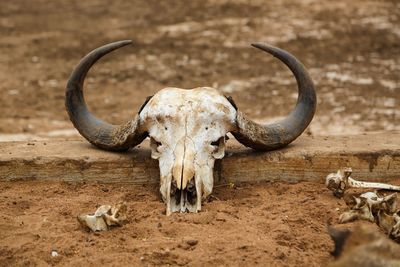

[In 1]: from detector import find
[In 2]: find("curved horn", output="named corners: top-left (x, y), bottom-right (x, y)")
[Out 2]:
top-left (65, 40), bottom-right (148, 151)
top-left (231, 43), bottom-right (317, 150)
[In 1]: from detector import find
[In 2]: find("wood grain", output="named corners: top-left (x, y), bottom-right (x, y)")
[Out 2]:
top-left (1, 132), bottom-right (399, 184)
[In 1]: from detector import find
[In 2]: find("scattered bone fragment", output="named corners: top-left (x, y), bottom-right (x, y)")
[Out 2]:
top-left (339, 194), bottom-right (374, 223)
top-left (326, 168), bottom-right (350, 197)
top-left (338, 189), bottom-right (400, 243)
top-left (77, 213), bottom-right (108, 232)
top-left (326, 167), bottom-right (400, 197)
top-left (339, 191), bottom-right (398, 223)
top-left (77, 202), bottom-right (127, 232)
top-left (339, 204), bottom-right (374, 223)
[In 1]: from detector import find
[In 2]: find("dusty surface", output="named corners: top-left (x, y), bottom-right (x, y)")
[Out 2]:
top-left (0, 0), bottom-right (399, 141)
top-left (0, 180), bottom-right (374, 266)
top-left (1, 180), bottom-right (399, 266)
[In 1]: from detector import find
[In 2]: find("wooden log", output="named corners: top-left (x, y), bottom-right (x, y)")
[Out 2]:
top-left (0, 133), bottom-right (399, 184)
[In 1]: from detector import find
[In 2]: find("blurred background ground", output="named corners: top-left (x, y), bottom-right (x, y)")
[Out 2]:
top-left (0, 0), bottom-right (399, 141)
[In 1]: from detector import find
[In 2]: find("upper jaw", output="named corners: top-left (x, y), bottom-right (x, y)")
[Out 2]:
top-left (160, 159), bottom-right (215, 215)
top-left (168, 178), bottom-right (201, 214)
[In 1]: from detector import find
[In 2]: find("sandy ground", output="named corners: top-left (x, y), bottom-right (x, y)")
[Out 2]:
top-left (0, 0), bottom-right (399, 266)
top-left (0, 180), bottom-right (349, 266)
top-left (1, 180), bottom-right (398, 266)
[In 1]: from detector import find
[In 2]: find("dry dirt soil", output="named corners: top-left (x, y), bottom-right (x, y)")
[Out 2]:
top-left (0, 180), bottom-right (379, 266)
top-left (0, 0), bottom-right (399, 266)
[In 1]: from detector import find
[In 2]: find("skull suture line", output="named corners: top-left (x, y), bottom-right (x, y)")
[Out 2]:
top-left (65, 40), bottom-right (316, 215)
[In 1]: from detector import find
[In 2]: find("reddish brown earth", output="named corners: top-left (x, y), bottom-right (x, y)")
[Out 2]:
top-left (1, 180), bottom-right (399, 266)
top-left (0, 180), bottom-right (351, 266)
top-left (0, 0), bottom-right (399, 266)
top-left (1, 180), bottom-right (398, 266)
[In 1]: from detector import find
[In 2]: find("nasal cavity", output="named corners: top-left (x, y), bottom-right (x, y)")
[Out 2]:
top-left (187, 178), bottom-right (195, 193)
top-left (186, 178), bottom-right (197, 205)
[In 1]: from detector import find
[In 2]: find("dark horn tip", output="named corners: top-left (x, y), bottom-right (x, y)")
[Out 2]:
top-left (251, 42), bottom-right (265, 48)
top-left (116, 40), bottom-right (133, 46)
top-left (251, 42), bottom-right (281, 57)
top-left (105, 40), bottom-right (133, 50)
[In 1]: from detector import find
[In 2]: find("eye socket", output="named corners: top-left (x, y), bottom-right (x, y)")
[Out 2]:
top-left (150, 137), bottom-right (162, 147)
top-left (211, 137), bottom-right (224, 147)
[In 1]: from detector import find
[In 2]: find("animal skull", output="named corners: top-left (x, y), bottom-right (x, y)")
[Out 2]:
top-left (65, 40), bottom-right (317, 215)
top-left (141, 88), bottom-right (236, 213)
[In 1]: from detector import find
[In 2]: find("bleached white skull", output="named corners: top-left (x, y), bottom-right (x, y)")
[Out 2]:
top-left (140, 88), bottom-right (236, 213)
top-left (66, 40), bottom-right (317, 215)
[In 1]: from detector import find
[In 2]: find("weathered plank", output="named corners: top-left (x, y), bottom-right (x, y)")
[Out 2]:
top-left (0, 132), bottom-right (399, 184)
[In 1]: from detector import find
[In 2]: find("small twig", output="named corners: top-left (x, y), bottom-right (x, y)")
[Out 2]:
top-left (209, 194), bottom-right (221, 201)
top-left (214, 183), bottom-right (235, 188)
